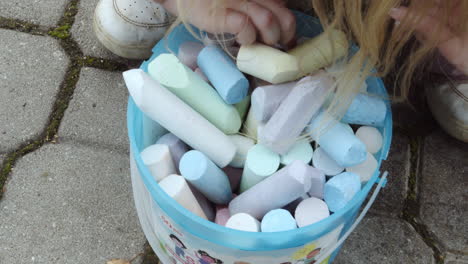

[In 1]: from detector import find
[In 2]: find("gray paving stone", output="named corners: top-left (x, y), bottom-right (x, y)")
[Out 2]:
top-left (445, 253), bottom-right (468, 264)
top-left (371, 130), bottom-right (410, 216)
top-left (334, 215), bottom-right (435, 264)
top-left (59, 68), bottom-right (129, 152)
top-left (0, 29), bottom-right (68, 153)
top-left (0, 143), bottom-right (145, 263)
top-left (420, 130), bottom-right (468, 253)
top-left (0, 0), bottom-right (67, 27)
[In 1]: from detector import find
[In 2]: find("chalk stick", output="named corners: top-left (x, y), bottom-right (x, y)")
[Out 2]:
top-left (312, 147), bottom-right (344, 176)
top-left (289, 29), bottom-right (348, 78)
top-left (239, 144), bottom-right (280, 193)
top-left (148, 54), bottom-right (241, 134)
top-left (194, 68), bottom-right (209, 82)
top-left (280, 139), bottom-right (314, 166)
top-left (142, 114), bottom-right (167, 148)
top-left (346, 152), bottom-right (378, 182)
top-left (306, 165), bottom-right (326, 199)
top-left (282, 193), bottom-right (310, 215)
top-left (156, 133), bottom-right (189, 169)
top-left (180, 150), bottom-right (233, 204)
top-left (215, 205), bottom-right (231, 226)
top-left (355, 126), bottom-right (383, 154)
top-left (234, 95), bottom-right (251, 121)
top-left (177, 41), bottom-right (204, 70)
top-left (189, 184), bottom-right (215, 221)
top-left (251, 82), bottom-right (295, 123)
top-left (259, 73), bottom-right (333, 154)
top-left (261, 209), bottom-right (297, 232)
top-left (141, 144), bottom-right (176, 182)
top-left (242, 109), bottom-right (262, 141)
top-left (228, 135), bottom-right (255, 168)
top-left (295, 197), bottom-right (330, 227)
top-left (225, 213), bottom-right (261, 232)
top-left (222, 166), bottom-right (243, 192)
top-left (230, 160), bottom-right (312, 219)
top-left (237, 43), bottom-right (300, 84)
top-left (198, 46), bottom-right (249, 104)
top-left (123, 69), bottom-right (236, 167)
top-left (159, 174), bottom-right (207, 219)
top-left (324, 172), bottom-right (361, 212)
top-left (342, 94), bottom-right (387, 127)
top-left (307, 111), bottom-right (367, 167)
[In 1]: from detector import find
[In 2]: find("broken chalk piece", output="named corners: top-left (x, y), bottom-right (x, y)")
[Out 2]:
top-left (215, 205), bottom-right (231, 226)
top-left (306, 165), bottom-right (326, 199)
top-left (198, 46), bottom-right (249, 104)
top-left (225, 213), bottom-right (261, 232)
top-left (156, 133), bottom-right (189, 169)
top-left (295, 197), bottom-right (330, 227)
top-left (189, 184), bottom-right (215, 221)
top-left (280, 139), bottom-right (314, 166)
top-left (159, 174), bottom-right (208, 220)
top-left (312, 147), bottom-right (344, 176)
top-left (230, 160), bottom-right (312, 219)
top-left (237, 43), bottom-right (300, 84)
top-left (346, 152), bottom-right (378, 183)
top-left (123, 69), bottom-right (236, 167)
top-left (324, 172), bottom-right (361, 212)
top-left (228, 135), bottom-right (255, 168)
top-left (141, 144), bottom-right (176, 182)
top-left (194, 68), bottom-right (209, 82)
top-left (178, 41), bottom-right (204, 70)
top-left (239, 144), bottom-right (280, 193)
top-left (148, 54), bottom-right (241, 134)
top-left (261, 209), bottom-right (297, 232)
top-left (355, 126), bottom-right (383, 154)
top-left (222, 166), bottom-right (243, 192)
top-left (251, 82), bottom-right (295, 123)
top-left (180, 150), bottom-right (233, 204)
top-left (342, 94), bottom-right (387, 127)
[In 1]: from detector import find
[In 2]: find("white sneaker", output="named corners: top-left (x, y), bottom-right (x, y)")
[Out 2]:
top-left (93, 0), bottom-right (172, 59)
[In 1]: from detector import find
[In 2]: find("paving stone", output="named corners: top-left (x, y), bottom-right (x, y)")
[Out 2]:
top-left (0, 0), bottom-right (68, 27)
top-left (420, 130), bottom-right (468, 253)
top-left (0, 29), bottom-right (68, 153)
top-left (370, 130), bottom-right (410, 216)
top-left (334, 215), bottom-right (435, 264)
top-left (59, 68), bottom-right (129, 152)
top-left (445, 253), bottom-right (468, 264)
top-left (0, 143), bottom-right (145, 263)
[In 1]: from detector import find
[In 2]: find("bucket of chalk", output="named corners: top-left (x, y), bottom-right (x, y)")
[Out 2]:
top-left (127, 11), bottom-right (392, 264)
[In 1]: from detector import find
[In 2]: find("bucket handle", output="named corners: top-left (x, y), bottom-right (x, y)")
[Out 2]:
top-left (314, 171), bottom-right (389, 264)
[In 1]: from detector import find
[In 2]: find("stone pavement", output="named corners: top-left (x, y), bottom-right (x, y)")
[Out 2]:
top-left (0, 1), bottom-right (466, 264)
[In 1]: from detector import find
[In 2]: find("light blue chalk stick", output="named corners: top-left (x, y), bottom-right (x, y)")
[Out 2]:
top-left (142, 113), bottom-right (167, 148)
top-left (324, 172), bottom-right (361, 212)
top-left (308, 111), bottom-right (367, 167)
top-left (197, 46), bottom-right (249, 104)
top-left (342, 93), bottom-right (387, 126)
top-left (261, 209), bottom-right (297, 232)
top-left (180, 150), bottom-right (233, 204)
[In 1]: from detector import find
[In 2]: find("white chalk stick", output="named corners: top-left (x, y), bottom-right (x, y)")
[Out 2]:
top-left (141, 144), bottom-right (176, 182)
top-left (295, 197), bottom-right (330, 227)
top-left (261, 209), bottom-right (297, 232)
top-left (242, 109), bottom-right (262, 141)
top-left (312, 147), bottom-right (344, 176)
top-left (239, 144), bottom-right (280, 193)
top-left (280, 139), bottom-right (314, 166)
top-left (237, 44), bottom-right (300, 84)
top-left (225, 213), bottom-right (260, 232)
top-left (123, 69), bottom-right (236, 168)
top-left (228, 135), bottom-right (255, 168)
top-left (307, 165), bottom-right (326, 199)
top-left (251, 82), bottom-right (295, 123)
top-left (156, 133), bottom-right (189, 169)
top-left (355, 126), bottom-right (383, 154)
top-left (346, 152), bottom-right (378, 182)
top-left (177, 41), bottom-right (204, 70)
top-left (215, 205), bottom-right (231, 226)
top-left (159, 174), bottom-right (207, 220)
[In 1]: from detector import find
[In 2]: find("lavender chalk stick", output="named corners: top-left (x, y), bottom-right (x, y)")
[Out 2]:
top-left (259, 73), bottom-right (332, 154)
top-left (239, 145), bottom-right (280, 193)
top-left (346, 152), bottom-right (378, 182)
top-left (123, 69), bottom-right (236, 167)
top-left (178, 41), bottom-right (204, 70)
top-left (251, 82), bottom-right (295, 122)
top-left (225, 213), bottom-right (261, 232)
top-left (324, 172), bottom-right (361, 212)
top-left (180, 150), bottom-right (233, 204)
top-left (312, 147), bottom-right (344, 176)
top-left (141, 144), bottom-right (176, 182)
top-left (222, 166), bottom-right (243, 192)
top-left (355, 126), bottom-right (383, 154)
top-left (228, 135), bottom-right (255, 168)
top-left (159, 174), bottom-right (207, 220)
top-left (148, 54), bottom-right (241, 134)
top-left (189, 184), bottom-right (215, 221)
top-left (308, 111), bottom-right (367, 167)
top-left (198, 46), bottom-right (249, 104)
top-left (280, 139), bottom-right (314, 166)
top-left (156, 133), bottom-right (189, 168)
top-left (306, 165), bottom-right (326, 199)
top-left (230, 160), bottom-right (312, 219)
top-left (342, 94), bottom-right (387, 126)
top-left (295, 197), bottom-right (330, 227)
top-left (215, 205), bottom-right (231, 226)
top-left (261, 209), bottom-right (297, 232)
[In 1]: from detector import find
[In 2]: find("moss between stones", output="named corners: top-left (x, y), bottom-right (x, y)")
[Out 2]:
top-left (48, 24), bottom-right (71, 39)
top-left (0, 17), bottom-right (45, 35)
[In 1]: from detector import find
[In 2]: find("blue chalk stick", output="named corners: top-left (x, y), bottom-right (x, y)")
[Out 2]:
top-left (197, 46), bottom-right (249, 104)
top-left (342, 94), bottom-right (387, 126)
top-left (180, 150), bottom-right (233, 204)
top-left (324, 172), bottom-right (361, 212)
top-left (261, 209), bottom-right (297, 232)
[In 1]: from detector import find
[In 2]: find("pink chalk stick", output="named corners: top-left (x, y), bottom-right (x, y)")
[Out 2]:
top-left (215, 205), bottom-right (231, 226)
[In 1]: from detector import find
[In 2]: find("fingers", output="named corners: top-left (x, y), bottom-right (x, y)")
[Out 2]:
top-left (223, 10), bottom-right (257, 45)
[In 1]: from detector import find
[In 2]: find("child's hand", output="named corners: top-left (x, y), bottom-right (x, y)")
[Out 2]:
top-left (156, 0), bottom-right (296, 46)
